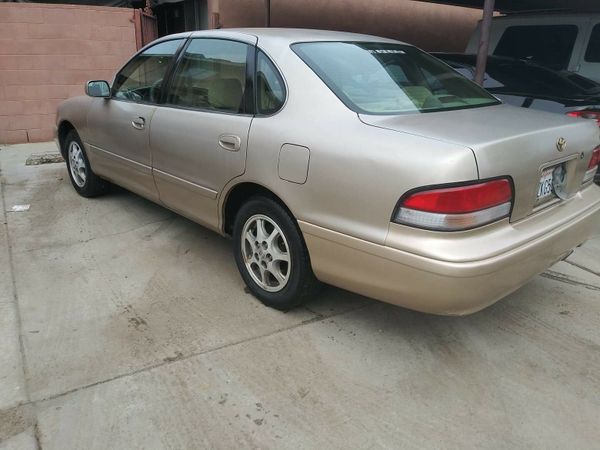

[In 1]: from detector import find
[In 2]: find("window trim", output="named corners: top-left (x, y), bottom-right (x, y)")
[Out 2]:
top-left (254, 49), bottom-right (288, 117)
top-left (110, 37), bottom-right (187, 106)
top-left (159, 36), bottom-right (255, 117)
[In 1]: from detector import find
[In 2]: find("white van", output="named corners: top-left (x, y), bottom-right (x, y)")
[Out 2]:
top-left (466, 14), bottom-right (600, 82)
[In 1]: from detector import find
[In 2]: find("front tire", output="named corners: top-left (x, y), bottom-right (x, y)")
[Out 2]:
top-left (233, 196), bottom-right (320, 310)
top-left (64, 130), bottom-right (108, 197)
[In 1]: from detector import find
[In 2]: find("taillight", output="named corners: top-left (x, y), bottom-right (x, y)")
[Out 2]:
top-left (584, 145), bottom-right (600, 183)
top-left (393, 178), bottom-right (513, 231)
top-left (567, 110), bottom-right (600, 126)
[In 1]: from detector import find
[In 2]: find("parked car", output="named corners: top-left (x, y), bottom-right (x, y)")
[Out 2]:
top-left (56, 29), bottom-right (600, 315)
top-left (466, 13), bottom-right (600, 82)
top-left (433, 53), bottom-right (600, 118)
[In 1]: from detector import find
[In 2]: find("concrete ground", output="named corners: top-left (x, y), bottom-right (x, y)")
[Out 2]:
top-left (1, 142), bottom-right (599, 450)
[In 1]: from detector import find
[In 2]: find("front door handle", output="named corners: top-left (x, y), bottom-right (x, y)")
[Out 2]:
top-left (218, 134), bottom-right (241, 152)
top-left (131, 116), bottom-right (146, 130)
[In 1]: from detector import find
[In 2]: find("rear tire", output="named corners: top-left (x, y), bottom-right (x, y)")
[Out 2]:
top-left (233, 196), bottom-right (321, 310)
top-left (64, 130), bottom-right (109, 198)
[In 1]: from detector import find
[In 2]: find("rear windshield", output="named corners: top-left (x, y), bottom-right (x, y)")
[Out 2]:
top-left (292, 42), bottom-right (500, 115)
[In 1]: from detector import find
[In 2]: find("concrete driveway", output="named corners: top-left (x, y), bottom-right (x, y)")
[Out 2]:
top-left (1, 142), bottom-right (599, 450)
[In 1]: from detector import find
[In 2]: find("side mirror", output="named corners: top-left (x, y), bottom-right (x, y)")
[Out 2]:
top-left (85, 80), bottom-right (111, 98)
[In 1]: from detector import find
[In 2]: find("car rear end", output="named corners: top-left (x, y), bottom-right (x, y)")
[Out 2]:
top-left (355, 105), bottom-right (600, 313)
top-left (292, 38), bottom-right (600, 314)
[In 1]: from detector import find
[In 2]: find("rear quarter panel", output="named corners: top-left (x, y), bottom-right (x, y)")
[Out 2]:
top-left (225, 41), bottom-right (479, 245)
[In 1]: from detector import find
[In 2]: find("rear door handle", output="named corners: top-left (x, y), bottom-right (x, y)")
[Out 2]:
top-left (131, 116), bottom-right (146, 130)
top-left (218, 134), bottom-right (241, 152)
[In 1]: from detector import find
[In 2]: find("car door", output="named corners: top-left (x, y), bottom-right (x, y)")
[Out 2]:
top-left (150, 36), bottom-right (256, 231)
top-left (86, 38), bottom-right (185, 201)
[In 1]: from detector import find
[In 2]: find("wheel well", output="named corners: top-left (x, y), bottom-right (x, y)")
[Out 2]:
top-left (57, 121), bottom-right (75, 158)
top-left (223, 183), bottom-right (292, 236)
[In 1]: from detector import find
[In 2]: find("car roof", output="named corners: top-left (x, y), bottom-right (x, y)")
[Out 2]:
top-left (155, 28), bottom-right (405, 46)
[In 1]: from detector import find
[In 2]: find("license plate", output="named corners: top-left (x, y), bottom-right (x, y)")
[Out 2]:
top-left (537, 167), bottom-right (555, 201)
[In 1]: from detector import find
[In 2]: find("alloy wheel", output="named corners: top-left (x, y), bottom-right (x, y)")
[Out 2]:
top-left (241, 214), bottom-right (291, 292)
top-left (68, 141), bottom-right (87, 188)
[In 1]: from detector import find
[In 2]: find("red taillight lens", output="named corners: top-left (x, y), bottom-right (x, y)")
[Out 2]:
top-left (394, 178), bottom-right (513, 231)
top-left (401, 179), bottom-right (512, 214)
top-left (588, 146), bottom-right (600, 170)
top-left (567, 110), bottom-right (600, 126)
top-left (584, 145), bottom-right (600, 183)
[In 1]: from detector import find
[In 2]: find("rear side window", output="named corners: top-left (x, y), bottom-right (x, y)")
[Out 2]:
top-left (256, 51), bottom-right (286, 115)
top-left (494, 25), bottom-right (578, 70)
top-left (585, 24), bottom-right (600, 62)
top-left (167, 38), bottom-right (249, 113)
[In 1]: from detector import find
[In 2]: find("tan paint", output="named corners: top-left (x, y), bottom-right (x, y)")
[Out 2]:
top-left (299, 187), bottom-right (600, 315)
top-left (57, 29), bottom-right (600, 315)
top-left (278, 143), bottom-right (310, 184)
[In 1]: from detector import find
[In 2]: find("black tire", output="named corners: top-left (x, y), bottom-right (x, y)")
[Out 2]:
top-left (63, 129), bottom-right (109, 198)
top-left (233, 196), bottom-right (321, 310)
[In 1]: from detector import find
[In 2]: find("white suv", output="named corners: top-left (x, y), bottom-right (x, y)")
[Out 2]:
top-left (466, 14), bottom-right (600, 82)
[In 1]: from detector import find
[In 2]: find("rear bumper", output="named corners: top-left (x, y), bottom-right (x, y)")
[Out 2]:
top-left (299, 186), bottom-right (600, 315)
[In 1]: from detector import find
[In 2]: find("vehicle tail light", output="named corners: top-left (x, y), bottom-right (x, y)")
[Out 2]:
top-left (583, 145), bottom-right (600, 183)
top-left (567, 110), bottom-right (600, 126)
top-left (393, 178), bottom-right (513, 231)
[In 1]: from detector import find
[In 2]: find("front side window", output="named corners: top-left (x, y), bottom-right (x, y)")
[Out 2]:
top-left (256, 51), bottom-right (286, 114)
top-left (167, 38), bottom-right (249, 113)
top-left (113, 39), bottom-right (184, 103)
top-left (494, 25), bottom-right (578, 70)
top-left (585, 24), bottom-right (600, 63)
top-left (292, 42), bottom-right (499, 115)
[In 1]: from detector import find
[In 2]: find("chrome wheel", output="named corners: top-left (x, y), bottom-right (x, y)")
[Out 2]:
top-left (68, 141), bottom-right (87, 188)
top-left (241, 214), bottom-right (291, 292)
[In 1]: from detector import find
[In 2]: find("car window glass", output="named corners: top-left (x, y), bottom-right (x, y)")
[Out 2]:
top-left (293, 42), bottom-right (499, 115)
top-left (585, 24), bottom-right (600, 62)
top-left (113, 39), bottom-right (183, 103)
top-left (256, 51), bottom-right (285, 114)
top-left (493, 25), bottom-right (578, 70)
top-left (167, 38), bottom-right (249, 113)
top-left (484, 61), bottom-right (597, 97)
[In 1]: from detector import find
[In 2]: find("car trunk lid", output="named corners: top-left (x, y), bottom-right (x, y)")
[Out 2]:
top-left (360, 104), bottom-right (600, 221)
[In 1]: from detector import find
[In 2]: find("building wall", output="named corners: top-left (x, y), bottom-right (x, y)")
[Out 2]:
top-left (0, 3), bottom-right (137, 145)
top-left (215, 0), bottom-right (481, 52)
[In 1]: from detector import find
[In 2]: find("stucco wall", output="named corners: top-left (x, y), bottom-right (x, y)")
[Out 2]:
top-left (0, 3), bottom-right (137, 145)
top-left (216, 0), bottom-right (482, 52)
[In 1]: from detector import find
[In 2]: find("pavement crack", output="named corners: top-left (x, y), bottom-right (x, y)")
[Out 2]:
top-left (33, 421), bottom-right (42, 450)
top-left (541, 270), bottom-right (600, 291)
top-left (31, 303), bottom-right (369, 405)
top-left (564, 259), bottom-right (600, 278)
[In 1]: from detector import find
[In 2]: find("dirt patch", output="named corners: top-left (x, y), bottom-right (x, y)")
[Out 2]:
top-left (0, 404), bottom-right (36, 441)
top-left (25, 153), bottom-right (64, 166)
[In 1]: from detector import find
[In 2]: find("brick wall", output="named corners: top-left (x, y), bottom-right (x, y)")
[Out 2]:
top-left (0, 3), bottom-right (137, 145)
